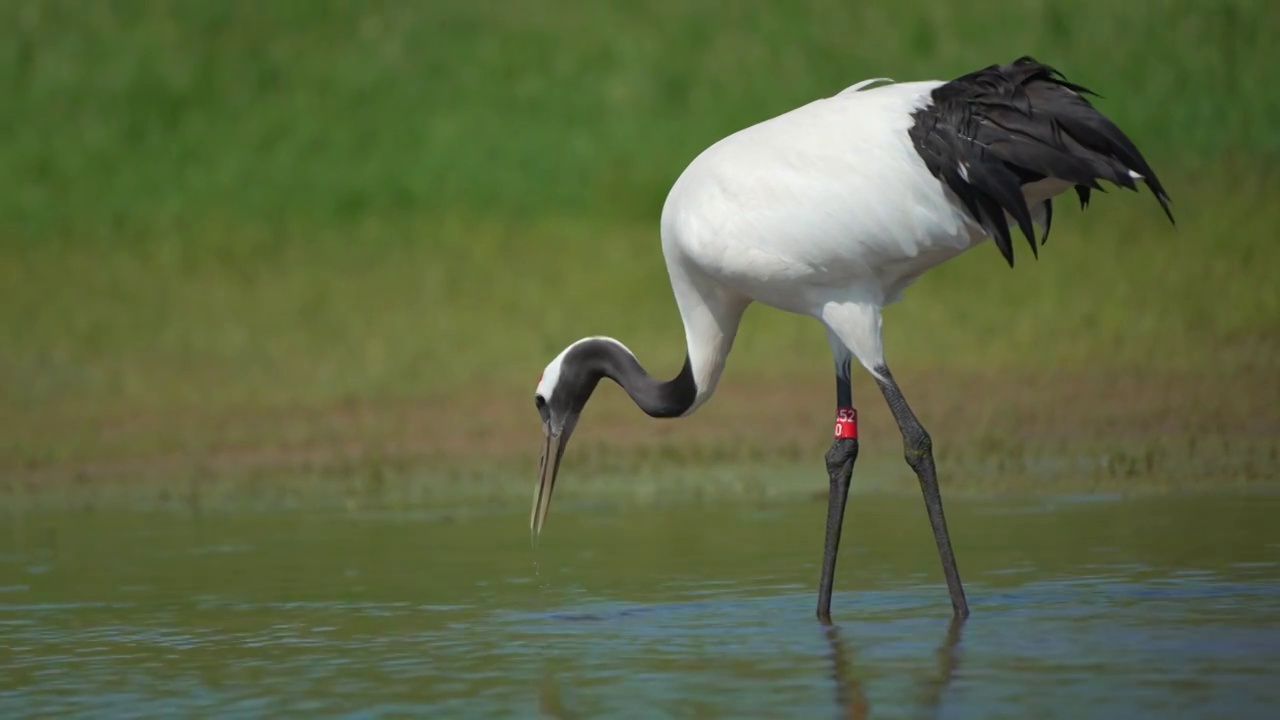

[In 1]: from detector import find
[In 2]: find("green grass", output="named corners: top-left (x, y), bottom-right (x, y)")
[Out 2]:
top-left (3, 0), bottom-right (1279, 474)
top-left (4, 0), bottom-right (1278, 235)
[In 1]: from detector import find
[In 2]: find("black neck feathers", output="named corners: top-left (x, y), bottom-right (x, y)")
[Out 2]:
top-left (564, 340), bottom-right (697, 419)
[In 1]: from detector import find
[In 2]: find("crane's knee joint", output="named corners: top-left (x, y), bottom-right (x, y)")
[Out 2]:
top-left (825, 437), bottom-right (859, 477)
top-left (903, 428), bottom-right (933, 470)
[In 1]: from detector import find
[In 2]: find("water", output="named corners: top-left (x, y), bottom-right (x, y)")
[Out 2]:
top-left (2, 491), bottom-right (1279, 718)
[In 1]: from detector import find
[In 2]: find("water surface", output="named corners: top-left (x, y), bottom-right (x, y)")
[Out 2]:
top-left (2, 491), bottom-right (1279, 717)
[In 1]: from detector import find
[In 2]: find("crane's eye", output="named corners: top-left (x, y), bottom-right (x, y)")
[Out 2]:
top-left (534, 394), bottom-right (550, 423)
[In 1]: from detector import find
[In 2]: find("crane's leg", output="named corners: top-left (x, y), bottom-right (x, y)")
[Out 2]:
top-left (873, 364), bottom-right (970, 618)
top-left (817, 361), bottom-right (858, 624)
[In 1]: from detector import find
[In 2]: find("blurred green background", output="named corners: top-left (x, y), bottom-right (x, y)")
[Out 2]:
top-left (3, 0), bottom-right (1277, 486)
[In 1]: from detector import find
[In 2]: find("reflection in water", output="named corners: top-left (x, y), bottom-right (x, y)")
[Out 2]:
top-left (535, 616), bottom-right (965, 718)
top-left (538, 667), bottom-right (577, 720)
top-left (923, 617), bottom-right (965, 715)
top-left (826, 618), bottom-right (965, 720)
top-left (824, 623), bottom-right (869, 720)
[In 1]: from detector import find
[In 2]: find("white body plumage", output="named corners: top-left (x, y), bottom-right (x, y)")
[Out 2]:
top-left (659, 79), bottom-right (1026, 412)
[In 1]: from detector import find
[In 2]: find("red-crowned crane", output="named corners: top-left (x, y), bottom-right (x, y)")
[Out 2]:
top-left (529, 57), bottom-right (1173, 623)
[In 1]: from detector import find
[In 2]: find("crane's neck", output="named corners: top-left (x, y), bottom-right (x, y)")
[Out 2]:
top-left (610, 310), bottom-right (738, 416)
top-left (601, 349), bottom-right (698, 418)
top-left (569, 324), bottom-right (735, 419)
top-left (551, 269), bottom-right (744, 419)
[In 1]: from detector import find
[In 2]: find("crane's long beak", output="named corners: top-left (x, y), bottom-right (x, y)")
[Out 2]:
top-left (531, 419), bottom-right (573, 536)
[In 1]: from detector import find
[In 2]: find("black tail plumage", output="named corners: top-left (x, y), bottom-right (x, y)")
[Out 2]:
top-left (908, 56), bottom-right (1174, 267)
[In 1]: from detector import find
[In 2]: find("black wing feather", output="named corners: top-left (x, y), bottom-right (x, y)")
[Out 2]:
top-left (907, 56), bottom-right (1174, 268)
top-left (1042, 198), bottom-right (1053, 244)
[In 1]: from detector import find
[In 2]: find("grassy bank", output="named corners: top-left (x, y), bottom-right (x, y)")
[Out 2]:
top-left (5, 171), bottom-right (1277, 481)
top-left (2, 1), bottom-right (1278, 489)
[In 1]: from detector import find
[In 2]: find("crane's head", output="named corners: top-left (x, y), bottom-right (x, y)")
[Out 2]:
top-left (530, 337), bottom-right (620, 536)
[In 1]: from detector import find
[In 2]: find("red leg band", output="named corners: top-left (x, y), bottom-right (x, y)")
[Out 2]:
top-left (834, 407), bottom-right (858, 439)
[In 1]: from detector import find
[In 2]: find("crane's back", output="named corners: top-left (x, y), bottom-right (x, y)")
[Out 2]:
top-left (659, 79), bottom-right (982, 312)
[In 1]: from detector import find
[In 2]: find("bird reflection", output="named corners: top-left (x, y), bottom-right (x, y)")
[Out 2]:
top-left (537, 666), bottom-right (577, 720)
top-left (921, 617), bottom-right (966, 714)
top-left (535, 615), bottom-right (965, 718)
top-left (824, 623), bottom-right (870, 719)
top-left (824, 617), bottom-right (965, 719)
